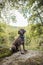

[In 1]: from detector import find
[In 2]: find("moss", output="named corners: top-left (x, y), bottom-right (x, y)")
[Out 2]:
top-left (0, 48), bottom-right (12, 58)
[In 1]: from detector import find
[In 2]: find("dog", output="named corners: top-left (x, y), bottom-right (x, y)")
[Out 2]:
top-left (11, 29), bottom-right (27, 54)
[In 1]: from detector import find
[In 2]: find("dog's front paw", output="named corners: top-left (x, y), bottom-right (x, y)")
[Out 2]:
top-left (21, 51), bottom-right (25, 54)
top-left (21, 52), bottom-right (24, 54)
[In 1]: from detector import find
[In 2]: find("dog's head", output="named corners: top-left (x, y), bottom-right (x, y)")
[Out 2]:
top-left (18, 29), bottom-right (26, 35)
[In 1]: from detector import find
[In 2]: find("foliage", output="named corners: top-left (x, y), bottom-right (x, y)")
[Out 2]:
top-left (0, 0), bottom-right (43, 23)
top-left (25, 23), bottom-right (43, 50)
top-left (0, 22), bottom-right (18, 47)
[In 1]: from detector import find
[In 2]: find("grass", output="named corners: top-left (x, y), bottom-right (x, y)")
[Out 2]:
top-left (25, 45), bottom-right (43, 51)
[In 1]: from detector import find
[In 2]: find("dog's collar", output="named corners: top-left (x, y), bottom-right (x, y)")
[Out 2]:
top-left (19, 35), bottom-right (24, 41)
top-left (19, 35), bottom-right (24, 38)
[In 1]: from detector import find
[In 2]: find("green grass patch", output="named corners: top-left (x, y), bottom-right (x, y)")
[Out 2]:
top-left (0, 48), bottom-right (12, 58)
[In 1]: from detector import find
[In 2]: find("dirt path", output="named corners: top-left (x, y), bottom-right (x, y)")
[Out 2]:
top-left (0, 50), bottom-right (43, 65)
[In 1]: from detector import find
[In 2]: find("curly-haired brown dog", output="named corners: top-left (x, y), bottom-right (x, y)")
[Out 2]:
top-left (11, 29), bottom-right (26, 54)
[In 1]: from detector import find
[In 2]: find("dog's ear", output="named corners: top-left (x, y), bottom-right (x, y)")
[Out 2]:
top-left (18, 29), bottom-right (23, 34)
top-left (18, 30), bottom-right (23, 34)
top-left (18, 30), bottom-right (20, 34)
